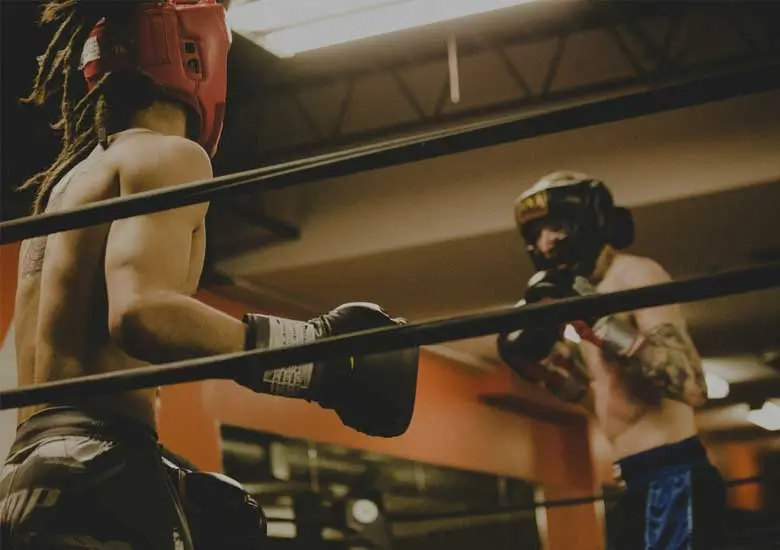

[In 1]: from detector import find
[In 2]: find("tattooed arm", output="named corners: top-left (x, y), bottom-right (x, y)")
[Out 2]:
top-left (593, 258), bottom-right (708, 407)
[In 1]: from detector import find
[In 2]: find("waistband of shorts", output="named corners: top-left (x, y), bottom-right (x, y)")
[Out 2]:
top-left (11, 406), bottom-right (159, 453)
top-left (613, 436), bottom-right (711, 488)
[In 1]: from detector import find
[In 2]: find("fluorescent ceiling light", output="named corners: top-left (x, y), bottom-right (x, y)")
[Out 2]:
top-left (227, 0), bottom-right (392, 34)
top-left (230, 0), bottom-right (537, 58)
top-left (747, 401), bottom-right (780, 432)
top-left (704, 373), bottom-right (729, 399)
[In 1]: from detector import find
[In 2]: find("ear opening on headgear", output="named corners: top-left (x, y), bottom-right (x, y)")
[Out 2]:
top-left (609, 207), bottom-right (634, 249)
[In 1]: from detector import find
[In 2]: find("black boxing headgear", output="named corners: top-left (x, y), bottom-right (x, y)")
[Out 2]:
top-left (514, 172), bottom-right (634, 275)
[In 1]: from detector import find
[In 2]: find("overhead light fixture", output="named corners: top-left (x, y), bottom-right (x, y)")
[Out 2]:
top-left (228, 0), bottom-right (537, 58)
top-left (747, 401), bottom-right (780, 432)
top-left (704, 373), bottom-right (729, 399)
top-left (226, 0), bottom-right (391, 35)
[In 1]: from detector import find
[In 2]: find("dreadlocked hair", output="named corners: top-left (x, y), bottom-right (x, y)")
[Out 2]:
top-left (19, 1), bottom-right (161, 214)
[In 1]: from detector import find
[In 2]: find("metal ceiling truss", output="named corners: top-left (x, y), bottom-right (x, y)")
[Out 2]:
top-left (225, 2), bottom-right (779, 162)
top-left (207, 2), bottom-right (778, 248)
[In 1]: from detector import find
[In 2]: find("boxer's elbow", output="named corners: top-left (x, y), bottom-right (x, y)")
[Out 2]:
top-left (109, 296), bottom-right (152, 360)
top-left (108, 292), bottom-right (175, 362)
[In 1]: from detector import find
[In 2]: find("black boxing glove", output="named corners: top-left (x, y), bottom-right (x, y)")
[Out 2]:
top-left (524, 269), bottom-right (641, 355)
top-left (497, 299), bottom-right (561, 376)
top-left (497, 318), bottom-right (590, 402)
top-left (240, 303), bottom-right (419, 438)
top-left (496, 308), bottom-right (590, 403)
top-left (166, 462), bottom-right (267, 550)
top-left (523, 268), bottom-right (595, 303)
top-left (496, 269), bottom-right (576, 375)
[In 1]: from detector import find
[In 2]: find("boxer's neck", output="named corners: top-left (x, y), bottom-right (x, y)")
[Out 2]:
top-left (129, 101), bottom-right (188, 139)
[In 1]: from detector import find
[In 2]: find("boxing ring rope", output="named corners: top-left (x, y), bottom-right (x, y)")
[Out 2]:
top-left (1, 65), bottom-right (778, 244)
top-left (386, 476), bottom-right (764, 522)
top-left (384, 475), bottom-right (780, 550)
top-left (1, 260), bottom-right (779, 410)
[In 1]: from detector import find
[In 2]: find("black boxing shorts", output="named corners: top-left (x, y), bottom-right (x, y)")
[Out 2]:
top-left (0, 407), bottom-right (194, 550)
top-left (607, 436), bottom-right (727, 550)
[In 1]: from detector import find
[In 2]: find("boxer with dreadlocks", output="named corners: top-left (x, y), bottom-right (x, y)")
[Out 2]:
top-left (0, 3), bottom-right (253, 547)
top-left (1, 2), bottom-right (419, 547)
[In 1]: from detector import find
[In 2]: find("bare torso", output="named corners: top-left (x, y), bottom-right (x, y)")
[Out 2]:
top-left (579, 254), bottom-right (697, 459)
top-left (14, 129), bottom-right (206, 428)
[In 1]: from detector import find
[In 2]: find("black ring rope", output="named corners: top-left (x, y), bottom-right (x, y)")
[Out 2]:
top-left (1, 260), bottom-right (778, 410)
top-left (387, 476), bottom-right (765, 523)
top-left (1, 65), bottom-right (778, 244)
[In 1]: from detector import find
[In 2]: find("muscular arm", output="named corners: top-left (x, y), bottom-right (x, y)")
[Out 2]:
top-left (599, 259), bottom-right (708, 407)
top-left (106, 138), bottom-right (246, 364)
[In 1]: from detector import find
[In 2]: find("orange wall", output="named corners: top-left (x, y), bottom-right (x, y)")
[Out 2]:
top-left (0, 242), bottom-right (21, 339)
top-left (0, 243), bottom-right (22, 463)
top-left (709, 442), bottom-right (764, 510)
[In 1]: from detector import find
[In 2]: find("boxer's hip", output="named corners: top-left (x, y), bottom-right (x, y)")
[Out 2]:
top-left (8, 405), bottom-right (158, 453)
top-left (613, 436), bottom-right (715, 488)
top-left (1, 406), bottom-right (192, 549)
top-left (609, 437), bottom-right (727, 550)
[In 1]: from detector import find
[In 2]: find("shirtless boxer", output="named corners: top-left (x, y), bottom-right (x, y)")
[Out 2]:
top-left (0, 1), bottom-right (417, 548)
top-left (497, 172), bottom-right (727, 550)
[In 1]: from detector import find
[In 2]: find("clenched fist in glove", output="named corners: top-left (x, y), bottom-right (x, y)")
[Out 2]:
top-left (523, 268), bottom-right (597, 304)
top-left (496, 269), bottom-right (593, 402)
top-left (497, 269), bottom-right (580, 371)
top-left (523, 269), bottom-right (646, 358)
top-left (239, 303), bottom-right (419, 438)
top-left (165, 460), bottom-right (267, 550)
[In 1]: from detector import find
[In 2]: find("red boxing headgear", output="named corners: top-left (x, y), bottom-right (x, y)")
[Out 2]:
top-left (80, 0), bottom-right (231, 157)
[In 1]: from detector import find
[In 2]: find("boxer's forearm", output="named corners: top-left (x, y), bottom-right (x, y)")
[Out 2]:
top-left (599, 318), bottom-right (707, 406)
top-left (635, 323), bottom-right (707, 406)
top-left (111, 291), bottom-right (247, 364)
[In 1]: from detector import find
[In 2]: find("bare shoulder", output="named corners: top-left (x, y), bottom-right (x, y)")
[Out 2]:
top-left (611, 253), bottom-right (671, 290)
top-left (114, 134), bottom-right (213, 195)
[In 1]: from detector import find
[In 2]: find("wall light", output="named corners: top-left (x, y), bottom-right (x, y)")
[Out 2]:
top-left (747, 401), bottom-right (780, 432)
top-left (704, 373), bottom-right (730, 400)
top-left (228, 0), bottom-right (538, 58)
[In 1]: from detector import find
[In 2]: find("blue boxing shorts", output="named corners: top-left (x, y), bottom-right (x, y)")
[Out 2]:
top-left (608, 437), bottom-right (727, 550)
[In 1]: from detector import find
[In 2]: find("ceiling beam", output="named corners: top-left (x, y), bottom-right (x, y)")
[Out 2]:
top-left (221, 1), bottom-right (780, 167)
top-left (217, 66), bottom-right (780, 196)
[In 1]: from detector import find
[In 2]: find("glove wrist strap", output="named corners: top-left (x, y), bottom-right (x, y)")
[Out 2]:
top-left (592, 316), bottom-right (644, 357)
top-left (242, 314), bottom-right (319, 399)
